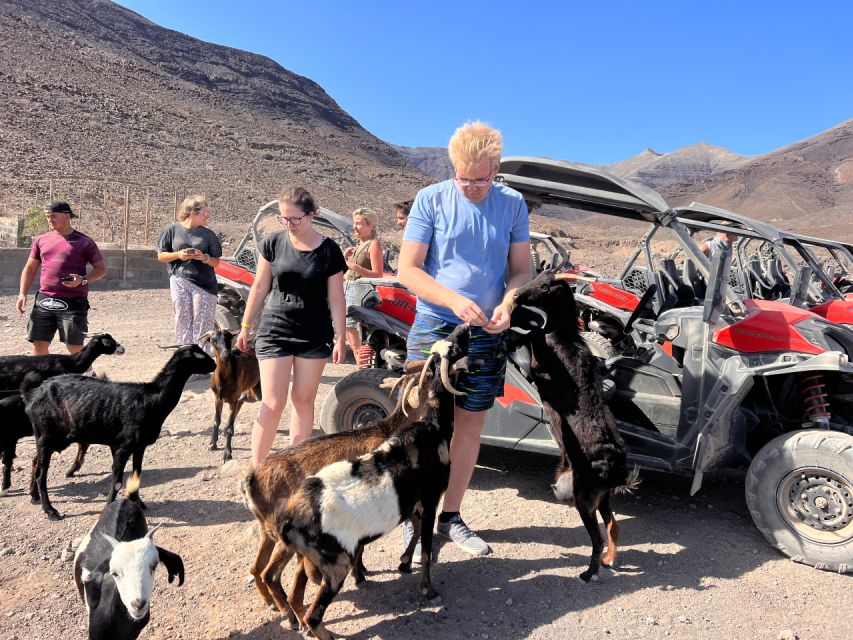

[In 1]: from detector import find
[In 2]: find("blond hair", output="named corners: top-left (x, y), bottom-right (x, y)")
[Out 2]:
top-left (351, 207), bottom-right (378, 238)
top-left (448, 121), bottom-right (503, 173)
top-left (177, 195), bottom-right (208, 222)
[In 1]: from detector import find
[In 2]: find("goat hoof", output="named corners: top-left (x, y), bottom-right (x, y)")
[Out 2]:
top-left (45, 510), bottom-right (62, 521)
top-left (421, 587), bottom-right (441, 604)
top-left (222, 453), bottom-right (232, 463)
top-left (578, 570), bottom-right (597, 583)
top-left (30, 496), bottom-right (40, 504)
top-left (208, 442), bottom-right (219, 451)
top-left (397, 561), bottom-right (412, 574)
top-left (65, 470), bottom-right (76, 478)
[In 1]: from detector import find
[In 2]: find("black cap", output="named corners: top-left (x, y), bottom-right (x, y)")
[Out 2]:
top-left (44, 200), bottom-right (77, 218)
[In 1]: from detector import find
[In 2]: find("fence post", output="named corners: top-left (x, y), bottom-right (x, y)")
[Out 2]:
top-left (144, 190), bottom-right (150, 245)
top-left (123, 186), bottom-right (130, 281)
top-left (49, 178), bottom-right (53, 202)
top-left (173, 191), bottom-right (178, 221)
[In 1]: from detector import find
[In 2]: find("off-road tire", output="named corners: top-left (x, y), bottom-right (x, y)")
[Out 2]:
top-left (319, 368), bottom-right (396, 434)
top-left (215, 304), bottom-right (240, 331)
top-left (745, 429), bottom-right (853, 573)
top-left (581, 331), bottom-right (617, 359)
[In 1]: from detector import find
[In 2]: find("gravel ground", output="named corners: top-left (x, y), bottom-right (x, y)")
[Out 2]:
top-left (0, 288), bottom-right (850, 640)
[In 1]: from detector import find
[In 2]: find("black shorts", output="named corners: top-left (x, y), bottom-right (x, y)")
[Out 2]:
top-left (27, 294), bottom-right (89, 346)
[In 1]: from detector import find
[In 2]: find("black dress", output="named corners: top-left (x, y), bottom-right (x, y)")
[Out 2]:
top-left (254, 232), bottom-right (346, 360)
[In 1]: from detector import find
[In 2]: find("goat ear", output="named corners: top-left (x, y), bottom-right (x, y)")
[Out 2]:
top-left (83, 572), bottom-right (103, 609)
top-left (198, 332), bottom-right (213, 346)
top-left (145, 523), bottom-right (163, 540)
top-left (156, 547), bottom-right (185, 586)
top-left (378, 376), bottom-right (401, 390)
top-left (450, 356), bottom-right (470, 373)
top-left (404, 360), bottom-right (426, 375)
top-left (101, 533), bottom-right (120, 549)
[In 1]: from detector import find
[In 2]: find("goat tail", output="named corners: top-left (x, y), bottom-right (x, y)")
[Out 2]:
top-left (125, 471), bottom-right (141, 502)
top-left (19, 371), bottom-right (44, 402)
top-left (613, 465), bottom-right (641, 495)
top-left (240, 466), bottom-right (260, 515)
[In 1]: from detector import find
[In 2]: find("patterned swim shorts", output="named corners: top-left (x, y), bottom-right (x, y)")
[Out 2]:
top-left (406, 313), bottom-right (507, 412)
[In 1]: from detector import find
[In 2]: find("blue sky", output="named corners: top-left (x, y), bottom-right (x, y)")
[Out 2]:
top-left (116, 1), bottom-right (852, 164)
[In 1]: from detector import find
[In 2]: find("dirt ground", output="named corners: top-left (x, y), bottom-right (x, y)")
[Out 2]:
top-left (0, 288), bottom-right (851, 640)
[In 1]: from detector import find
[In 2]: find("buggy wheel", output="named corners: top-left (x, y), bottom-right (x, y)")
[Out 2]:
top-left (745, 430), bottom-right (853, 573)
top-left (215, 304), bottom-right (240, 331)
top-left (319, 368), bottom-right (396, 434)
top-left (580, 331), bottom-right (617, 359)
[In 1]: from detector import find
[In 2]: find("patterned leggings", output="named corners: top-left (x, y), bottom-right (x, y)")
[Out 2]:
top-left (170, 276), bottom-right (217, 353)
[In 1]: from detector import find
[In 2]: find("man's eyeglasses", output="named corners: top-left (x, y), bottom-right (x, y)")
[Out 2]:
top-left (454, 177), bottom-right (492, 187)
top-left (280, 214), bottom-right (306, 226)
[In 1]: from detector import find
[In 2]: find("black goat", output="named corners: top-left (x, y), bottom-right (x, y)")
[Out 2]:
top-left (24, 345), bottom-right (216, 520)
top-left (0, 332), bottom-right (125, 391)
top-left (0, 334), bottom-right (124, 495)
top-left (512, 270), bottom-right (638, 581)
top-left (276, 324), bottom-right (471, 640)
top-left (200, 329), bottom-right (261, 462)
top-left (74, 472), bottom-right (185, 640)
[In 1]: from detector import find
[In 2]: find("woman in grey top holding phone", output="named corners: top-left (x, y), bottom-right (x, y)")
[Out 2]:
top-left (156, 195), bottom-right (222, 353)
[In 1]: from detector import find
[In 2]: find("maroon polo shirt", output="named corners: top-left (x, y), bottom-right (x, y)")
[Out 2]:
top-left (30, 230), bottom-right (103, 299)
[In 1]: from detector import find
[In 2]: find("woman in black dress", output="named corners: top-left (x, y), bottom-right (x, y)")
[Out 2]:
top-left (236, 187), bottom-right (347, 464)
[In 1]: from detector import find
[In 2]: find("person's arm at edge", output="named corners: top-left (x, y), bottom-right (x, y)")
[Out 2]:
top-left (16, 257), bottom-right (40, 314)
top-left (327, 271), bottom-right (346, 364)
top-left (87, 260), bottom-right (107, 283)
top-left (236, 256), bottom-right (273, 351)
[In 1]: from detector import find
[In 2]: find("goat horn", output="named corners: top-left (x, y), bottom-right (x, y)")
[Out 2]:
top-left (440, 355), bottom-right (466, 396)
top-left (157, 344), bottom-right (182, 349)
top-left (379, 376), bottom-right (403, 392)
top-left (419, 353), bottom-right (436, 389)
top-left (400, 376), bottom-right (417, 417)
top-left (555, 272), bottom-right (597, 283)
top-left (509, 305), bottom-right (549, 335)
top-left (146, 523), bottom-right (163, 539)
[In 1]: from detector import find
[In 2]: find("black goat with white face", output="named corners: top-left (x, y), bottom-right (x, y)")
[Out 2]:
top-left (74, 473), bottom-right (184, 640)
top-left (512, 270), bottom-right (638, 582)
top-left (276, 324), bottom-right (471, 640)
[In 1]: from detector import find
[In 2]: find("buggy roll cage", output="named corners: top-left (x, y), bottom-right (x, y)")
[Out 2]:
top-left (496, 157), bottom-right (744, 313)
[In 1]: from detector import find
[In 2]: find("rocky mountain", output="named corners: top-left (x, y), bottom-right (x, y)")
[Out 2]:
top-left (661, 119), bottom-right (853, 239)
top-left (394, 145), bottom-right (454, 181)
top-left (606, 143), bottom-right (748, 188)
top-left (0, 0), bottom-right (431, 243)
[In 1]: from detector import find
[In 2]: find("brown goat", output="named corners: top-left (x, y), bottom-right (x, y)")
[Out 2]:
top-left (240, 362), bottom-right (431, 630)
top-left (201, 330), bottom-right (262, 462)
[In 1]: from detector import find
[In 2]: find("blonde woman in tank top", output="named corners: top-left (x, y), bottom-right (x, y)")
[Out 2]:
top-left (343, 207), bottom-right (384, 357)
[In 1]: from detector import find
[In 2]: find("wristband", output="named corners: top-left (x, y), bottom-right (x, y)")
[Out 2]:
top-left (241, 321), bottom-right (252, 329)
top-left (81, 278), bottom-right (88, 286)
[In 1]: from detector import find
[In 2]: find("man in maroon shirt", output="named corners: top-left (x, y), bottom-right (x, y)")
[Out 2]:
top-left (16, 201), bottom-right (107, 355)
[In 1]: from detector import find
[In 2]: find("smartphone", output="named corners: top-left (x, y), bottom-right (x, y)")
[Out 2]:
top-left (61, 275), bottom-right (75, 282)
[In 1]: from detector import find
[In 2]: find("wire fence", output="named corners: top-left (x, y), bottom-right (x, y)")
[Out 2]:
top-left (0, 176), bottom-right (266, 248)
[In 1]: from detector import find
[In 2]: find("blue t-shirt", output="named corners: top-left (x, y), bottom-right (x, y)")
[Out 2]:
top-left (403, 179), bottom-right (529, 323)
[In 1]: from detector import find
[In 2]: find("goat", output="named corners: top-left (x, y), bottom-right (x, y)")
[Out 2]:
top-left (512, 270), bottom-right (638, 582)
top-left (0, 332), bottom-right (125, 391)
top-left (276, 324), bottom-right (471, 640)
top-left (74, 472), bottom-right (185, 640)
top-left (0, 334), bottom-right (125, 492)
top-left (240, 361), bottom-right (436, 629)
top-left (24, 344), bottom-right (216, 520)
top-left (199, 329), bottom-right (262, 462)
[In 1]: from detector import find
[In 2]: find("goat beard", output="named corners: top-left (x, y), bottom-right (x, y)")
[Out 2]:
top-left (551, 469), bottom-right (575, 505)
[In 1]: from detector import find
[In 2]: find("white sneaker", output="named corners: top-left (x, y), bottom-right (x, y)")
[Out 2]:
top-left (436, 514), bottom-right (491, 556)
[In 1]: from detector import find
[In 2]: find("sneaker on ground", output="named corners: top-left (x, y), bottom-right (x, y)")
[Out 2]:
top-left (401, 519), bottom-right (422, 564)
top-left (436, 514), bottom-right (491, 556)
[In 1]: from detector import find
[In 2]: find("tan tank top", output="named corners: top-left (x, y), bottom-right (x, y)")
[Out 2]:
top-left (344, 239), bottom-right (374, 281)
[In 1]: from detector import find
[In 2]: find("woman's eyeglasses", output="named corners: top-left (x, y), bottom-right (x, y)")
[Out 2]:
top-left (280, 214), bottom-right (306, 226)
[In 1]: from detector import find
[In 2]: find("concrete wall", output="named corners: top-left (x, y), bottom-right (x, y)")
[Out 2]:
top-left (0, 247), bottom-right (169, 292)
top-left (0, 217), bottom-right (23, 248)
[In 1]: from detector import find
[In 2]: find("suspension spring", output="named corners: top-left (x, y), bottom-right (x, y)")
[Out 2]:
top-left (800, 373), bottom-right (831, 426)
top-left (356, 345), bottom-right (375, 370)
